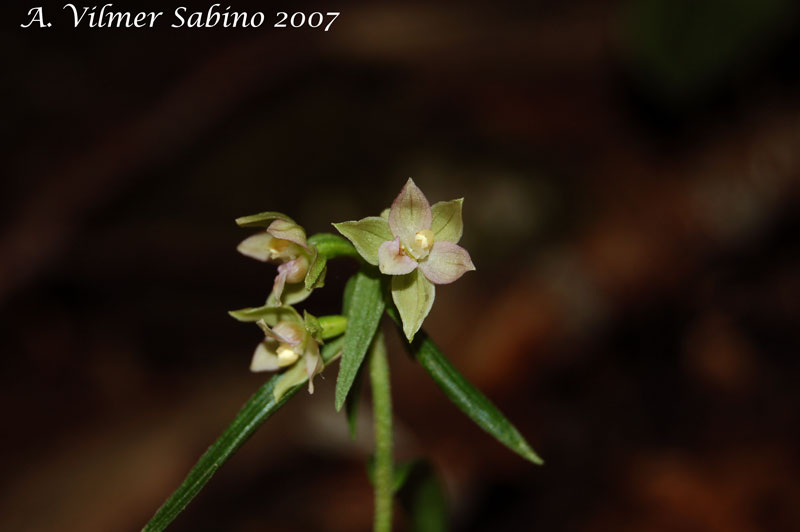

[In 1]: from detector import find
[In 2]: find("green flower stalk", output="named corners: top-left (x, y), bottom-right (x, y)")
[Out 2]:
top-left (334, 178), bottom-right (475, 341)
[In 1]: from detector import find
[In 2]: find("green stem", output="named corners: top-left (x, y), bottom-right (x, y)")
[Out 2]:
top-left (308, 232), bottom-right (360, 259)
top-left (319, 315), bottom-right (347, 339)
top-left (369, 330), bottom-right (393, 532)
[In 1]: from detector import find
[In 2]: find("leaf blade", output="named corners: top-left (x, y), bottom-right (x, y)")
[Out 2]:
top-left (141, 375), bottom-right (299, 532)
top-left (142, 338), bottom-right (344, 532)
top-left (387, 308), bottom-right (543, 465)
top-left (335, 271), bottom-right (385, 411)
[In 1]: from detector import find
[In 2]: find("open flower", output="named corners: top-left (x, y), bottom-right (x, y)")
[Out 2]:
top-left (236, 213), bottom-right (324, 305)
top-left (334, 178), bottom-right (475, 340)
top-left (249, 306), bottom-right (324, 398)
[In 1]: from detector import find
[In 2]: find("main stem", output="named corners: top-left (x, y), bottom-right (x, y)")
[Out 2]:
top-left (369, 330), bottom-right (393, 532)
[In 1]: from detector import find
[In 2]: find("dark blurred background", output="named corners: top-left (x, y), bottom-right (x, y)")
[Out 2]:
top-left (3, 1), bottom-right (800, 530)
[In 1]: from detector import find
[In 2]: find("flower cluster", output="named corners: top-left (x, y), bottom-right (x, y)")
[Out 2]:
top-left (233, 179), bottom-right (475, 393)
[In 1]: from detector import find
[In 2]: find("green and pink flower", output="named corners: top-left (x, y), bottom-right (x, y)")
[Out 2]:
top-left (334, 178), bottom-right (475, 340)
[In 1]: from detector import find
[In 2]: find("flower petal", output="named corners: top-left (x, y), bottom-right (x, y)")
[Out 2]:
top-left (272, 360), bottom-right (308, 400)
top-left (271, 321), bottom-right (305, 346)
top-left (237, 232), bottom-right (276, 262)
top-left (391, 268), bottom-right (435, 342)
top-left (274, 284), bottom-right (313, 306)
top-left (378, 238), bottom-right (418, 275)
top-left (304, 344), bottom-right (323, 394)
top-left (235, 211), bottom-right (295, 228)
top-left (430, 198), bottom-right (464, 243)
top-left (250, 342), bottom-right (281, 372)
top-left (271, 268), bottom-right (288, 303)
top-left (333, 216), bottom-right (393, 265)
top-left (419, 241), bottom-right (475, 284)
top-left (389, 178), bottom-right (432, 247)
top-left (278, 256), bottom-right (309, 284)
top-left (267, 219), bottom-right (310, 251)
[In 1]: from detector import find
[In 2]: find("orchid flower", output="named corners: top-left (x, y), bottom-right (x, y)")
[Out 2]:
top-left (237, 214), bottom-right (324, 305)
top-left (334, 178), bottom-right (475, 341)
top-left (249, 306), bottom-right (324, 399)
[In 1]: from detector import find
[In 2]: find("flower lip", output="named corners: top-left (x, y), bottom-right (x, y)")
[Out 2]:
top-left (276, 344), bottom-right (300, 366)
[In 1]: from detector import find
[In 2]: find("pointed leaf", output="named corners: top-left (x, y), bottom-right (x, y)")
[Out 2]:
top-left (141, 337), bottom-right (344, 532)
top-left (391, 269), bottom-right (435, 342)
top-left (235, 211), bottom-right (295, 228)
top-left (387, 308), bottom-right (543, 465)
top-left (430, 198), bottom-right (464, 244)
top-left (333, 217), bottom-right (392, 265)
top-left (335, 271), bottom-right (385, 411)
top-left (345, 364), bottom-right (365, 439)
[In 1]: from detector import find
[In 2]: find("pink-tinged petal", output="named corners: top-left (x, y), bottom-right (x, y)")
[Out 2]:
top-left (278, 256), bottom-right (309, 284)
top-left (271, 321), bottom-right (305, 346)
top-left (378, 238), bottom-right (418, 275)
top-left (304, 344), bottom-right (323, 394)
top-left (237, 232), bottom-right (276, 262)
top-left (272, 268), bottom-right (288, 302)
top-left (389, 178), bottom-right (432, 246)
top-left (419, 241), bottom-right (475, 284)
top-left (267, 219), bottom-right (310, 251)
top-left (250, 342), bottom-right (281, 372)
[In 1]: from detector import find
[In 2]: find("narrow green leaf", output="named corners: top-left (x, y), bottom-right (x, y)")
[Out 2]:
top-left (345, 363), bottom-right (365, 439)
top-left (142, 376), bottom-right (296, 532)
top-left (343, 275), bottom-right (362, 437)
top-left (335, 271), bottom-right (385, 411)
top-left (387, 308), bottom-right (543, 465)
top-left (307, 232), bottom-right (361, 260)
top-left (342, 274), bottom-right (358, 315)
top-left (142, 338), bottom-right (344, 532)
top-left (235, 211), bottom-right (295, 228)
